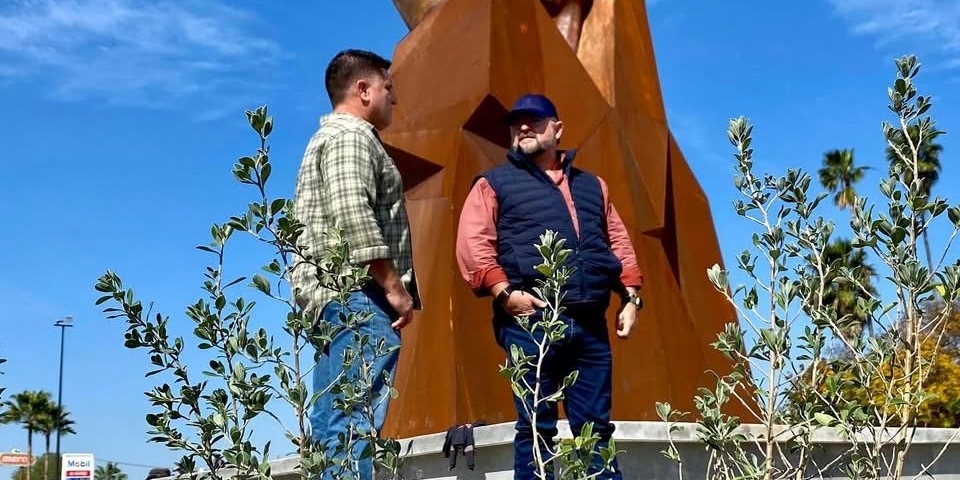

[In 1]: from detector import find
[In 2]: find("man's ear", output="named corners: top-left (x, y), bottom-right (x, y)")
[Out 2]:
top-left (554, 119), bottom-right (564, 141)
top-left (356, 78), bottom-right (371, 104)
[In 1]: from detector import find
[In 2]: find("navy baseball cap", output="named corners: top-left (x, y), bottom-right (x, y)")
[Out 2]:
top-left (505, 93), bottom-right (558, 124)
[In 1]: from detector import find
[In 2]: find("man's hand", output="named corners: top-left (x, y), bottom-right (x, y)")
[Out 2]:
top-left (503, 291), bottom-right (547, 317)
top-left (366, 258), bottom-right (415, 330)
top-left (386, 287), bottom-right (414, 330)
top-left (616, 303), bottom-right (638, 339)
top-left (491, 282), bottom-right (547, 317)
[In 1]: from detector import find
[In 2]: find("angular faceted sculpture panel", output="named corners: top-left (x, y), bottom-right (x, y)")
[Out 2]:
top-left (378, 0), bottom-right (753, 438)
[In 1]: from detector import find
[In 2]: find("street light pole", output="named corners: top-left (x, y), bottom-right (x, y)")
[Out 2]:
top-left (54, 316), bottom-right (73, 480)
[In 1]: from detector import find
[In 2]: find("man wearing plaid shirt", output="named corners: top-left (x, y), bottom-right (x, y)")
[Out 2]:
top-left (291, 49), bottom-right (420, 480)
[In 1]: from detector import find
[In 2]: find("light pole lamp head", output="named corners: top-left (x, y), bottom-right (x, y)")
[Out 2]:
top-left (55, 316), bottom-right (74, 327)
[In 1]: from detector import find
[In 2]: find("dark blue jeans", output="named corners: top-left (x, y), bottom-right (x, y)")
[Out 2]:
top-left (310, 287), bottom-right (401, 480)
top-left (494, 303), bottom-right (622, 480)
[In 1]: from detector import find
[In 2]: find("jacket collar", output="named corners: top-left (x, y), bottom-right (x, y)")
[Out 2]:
top-left (506, 148), bottom-right (577, 176)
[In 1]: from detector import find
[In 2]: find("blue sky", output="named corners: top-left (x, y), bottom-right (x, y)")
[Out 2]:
top-left (2, 0), bottom-right (959, 478)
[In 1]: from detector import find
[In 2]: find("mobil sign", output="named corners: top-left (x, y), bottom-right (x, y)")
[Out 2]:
top-left (60, 453), bottom-right (95, 480)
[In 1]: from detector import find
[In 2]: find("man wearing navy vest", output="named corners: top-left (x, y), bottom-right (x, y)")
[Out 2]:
top-left (456, 93), bottom-right (643, 479)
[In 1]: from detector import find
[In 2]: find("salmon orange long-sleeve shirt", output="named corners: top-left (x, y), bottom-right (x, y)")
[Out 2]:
top-left (455, 167), bottom-right (643, 296)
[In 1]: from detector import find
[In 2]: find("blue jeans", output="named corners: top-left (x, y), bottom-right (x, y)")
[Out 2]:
top-left (310, 288), bottom-right (401, 480)
top-left (494, 303), bottom-right (622, 480)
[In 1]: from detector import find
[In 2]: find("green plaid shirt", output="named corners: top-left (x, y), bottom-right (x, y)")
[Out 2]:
top-left (291, 112), bottom-right (419, 311)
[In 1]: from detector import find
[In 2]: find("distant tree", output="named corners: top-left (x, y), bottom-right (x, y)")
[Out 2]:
top-left (36, 404), bottom-right (75, 480)
top-left (818, 148), bottom-right (868, 210)
top-left (94, 463), bottom-right (127, 480)
top-left (0, 391), bottom-right (53, 480)
top-left (885, 124), bottom-right (944, 271)
top-left (836, 299), bottom-right (960, 427)
top-left (821, 238), bottom-right (879, 339)
top-left (10, 453), bottom-right (58, 480)
top-left (815, 148), bottom-right (879, 344)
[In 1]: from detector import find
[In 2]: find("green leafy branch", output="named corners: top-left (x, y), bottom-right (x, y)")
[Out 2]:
top-left (95, 106), bottom-right (401, 480)
top-left (499, 230), bottom-right (620, 480)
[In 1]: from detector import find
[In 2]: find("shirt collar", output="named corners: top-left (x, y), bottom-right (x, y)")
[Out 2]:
top-left (320, 111), bottom-right (376, 131)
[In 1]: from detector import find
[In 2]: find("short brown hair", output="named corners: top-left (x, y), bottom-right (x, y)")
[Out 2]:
top-left (324, 49), bottom-right (392, 106)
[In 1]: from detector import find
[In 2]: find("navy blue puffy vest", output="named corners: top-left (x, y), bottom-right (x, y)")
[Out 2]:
top-left (478, 149), bottom-right (623, 305)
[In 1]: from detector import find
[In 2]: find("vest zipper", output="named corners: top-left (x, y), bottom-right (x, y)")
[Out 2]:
top-left (545, 172), bottom-right (586, 303)
top-left (523, 158), bottom-right (589, 303)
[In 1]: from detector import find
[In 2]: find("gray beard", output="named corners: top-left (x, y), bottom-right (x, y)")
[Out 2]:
top-left (519, 138), bottom-right (545, 156)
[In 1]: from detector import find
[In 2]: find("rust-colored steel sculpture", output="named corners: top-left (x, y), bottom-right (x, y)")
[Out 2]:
top-left (392, 0), bottom-right (592, 52)
top-left (378, 0), bottom-right (753, 439)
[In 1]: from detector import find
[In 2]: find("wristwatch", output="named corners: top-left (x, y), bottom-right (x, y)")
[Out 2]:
top-left (496, 285), bottom-right (515, 305)
top-left (624, 292), bottom-right (642, 309)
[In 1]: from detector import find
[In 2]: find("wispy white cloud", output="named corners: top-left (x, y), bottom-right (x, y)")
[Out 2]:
top-left (828, 0), bottom-right (960, 71)
top-left (0, 0), bottom-right (284, 116)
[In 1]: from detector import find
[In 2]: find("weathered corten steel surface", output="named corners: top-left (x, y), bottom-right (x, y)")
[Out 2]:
top-left (378, 0), bottom-right (753, 439)
top-left (392, 0), bottom-right (593, 52)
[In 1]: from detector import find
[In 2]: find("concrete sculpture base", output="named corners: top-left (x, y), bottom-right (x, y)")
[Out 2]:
top-left (263, 422), bottom-right (960, 480)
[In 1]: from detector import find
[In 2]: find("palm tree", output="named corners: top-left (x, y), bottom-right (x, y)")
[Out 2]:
top-left (818, 149), bottom-right (868, 210)
top-left (37, 404), bottom-right (76, 480)
top-left (816, 148), bottom-right (876, 338)
top-left (0, 350), bottom-right (6, 401)
top-left (822, 238), bottom-right (879, 339)
top-left (885, 124), bottom-right (943, 271)
top-left (94, 462), bottom-right (127, 480)
top-left (0, 390), bottom-right (54, 480)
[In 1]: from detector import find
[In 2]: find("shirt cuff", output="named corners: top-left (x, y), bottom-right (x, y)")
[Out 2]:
top-left (473, 266), bottom-right (509, 296)
top-left (620, 269), bottom-right (643, 290)
top-left (351, 245), bottom-right (391, 265)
